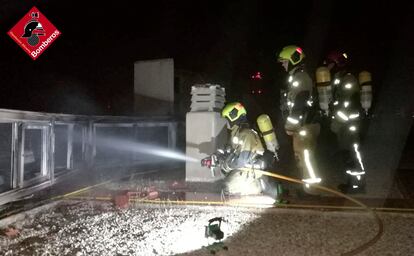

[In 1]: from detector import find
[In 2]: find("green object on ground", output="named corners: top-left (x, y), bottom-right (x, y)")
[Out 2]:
top-left (203, 242), bottom-right (228, 254)
top-left (274, 198), bottom-right (289, 205)
top-left (205, 217), bottom-right (224, 240)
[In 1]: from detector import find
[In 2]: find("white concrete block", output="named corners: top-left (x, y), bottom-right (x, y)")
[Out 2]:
top-left (185, 112), bottom-right (228, 182)
top-left (190, 84), bottom-right (225, 112)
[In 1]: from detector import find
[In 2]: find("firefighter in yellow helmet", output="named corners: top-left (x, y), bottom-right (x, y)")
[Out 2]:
top-left (278, 45), bottom-right (322, 194)
top-left (201, 102), bottom-right (284, 202)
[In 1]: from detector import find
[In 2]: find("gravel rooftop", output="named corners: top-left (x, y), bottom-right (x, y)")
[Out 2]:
top-left (1, 200), bottom-right (414, 256)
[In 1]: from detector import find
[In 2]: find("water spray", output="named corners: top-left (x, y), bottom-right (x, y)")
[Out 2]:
top-left (96, 136), bottom-right (198, 163)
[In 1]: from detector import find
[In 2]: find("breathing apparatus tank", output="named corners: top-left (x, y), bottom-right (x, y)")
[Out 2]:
top-left (359, 71), bottom-right (372, 115)
top-left (257, 114), bottom-right (279, 153)
top-left (315, 66), bottom-right (332, 116)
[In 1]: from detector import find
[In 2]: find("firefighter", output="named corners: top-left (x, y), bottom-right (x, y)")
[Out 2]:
top-left (277, 45), bottom-right (322, 194)
top-left (201, 102), bottom-right (284, 202)
top-left (323, 51), bottom-right (373, 116)
top-left (317, 50), bottom-right (372, 193)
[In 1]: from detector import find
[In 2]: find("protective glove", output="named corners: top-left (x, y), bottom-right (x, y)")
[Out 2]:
top-left (201, 154), bottom-right (218, 169)
top-left (221, 160), bottom-right (233, 175)
top-left (201, 154), bottom-right (222, 177)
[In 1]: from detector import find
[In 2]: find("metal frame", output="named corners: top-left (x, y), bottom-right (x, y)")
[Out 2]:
top-left (67, 124), bottom-right (74, 170)
top-left (20, 123), bottom-right (50, 188)
top-left (52, 123), bottom-right (73, 173)
top-left (11, 123), bottom-right (19, 189)
top-left (0, 108), bottom-right (177, 205)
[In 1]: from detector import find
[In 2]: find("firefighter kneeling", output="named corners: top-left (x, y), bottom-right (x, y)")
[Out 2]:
top-left (201, 102), bottom-right (285, 203)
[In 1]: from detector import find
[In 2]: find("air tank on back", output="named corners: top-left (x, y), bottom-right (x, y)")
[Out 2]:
top-left (359, 71), bottom-right (373, 114)
top-left (316, 66), bottom-right (332, 116)
top-left (257, 114), bottom-right (279, 153)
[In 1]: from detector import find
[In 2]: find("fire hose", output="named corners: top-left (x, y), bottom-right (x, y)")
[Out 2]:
top-left (54, 168), bottom-right (383, 255)
top-left (239, 168), bottom-right (383, 256)
top-left (63, 168), bottom-right (384, 256)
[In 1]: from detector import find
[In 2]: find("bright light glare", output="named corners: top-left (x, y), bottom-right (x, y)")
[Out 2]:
top-left (287, 117), bottom-right (299, 124)
top-left (302, 149), bottom-right (321, 184)
top-left (163, 208), bottom-right (258, 254)
top-left (353, 143), bottom-right (365, 171)
top-left (337, 111), bottom-right (349, 121)
top-left (303, 177), bottom-right (321, 184)
top-left (229, 195), bottom-right (276, 207)
top-left (349, 113), bottom-right (360, 119)
top-left (346, 170), bottom-right (366, 176)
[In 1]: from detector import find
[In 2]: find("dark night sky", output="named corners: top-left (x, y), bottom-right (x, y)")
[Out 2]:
top-left (0, 0), bottom-right (413, 115)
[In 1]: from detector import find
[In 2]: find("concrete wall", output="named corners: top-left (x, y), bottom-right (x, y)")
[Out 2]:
top-left (134, 58), bottom-right (174, 102)
top-left (185, 112), bottom-right (228, 182)
top-left (363, 20), bottom-right (414, 199)
top-left (133, 94), bottom-right (173, 116)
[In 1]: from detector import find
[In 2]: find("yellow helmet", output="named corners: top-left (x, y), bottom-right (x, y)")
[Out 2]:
top-left (221, 102), bottom-right (247, 122)
top-left (278, 45), bottom-right (305, 66)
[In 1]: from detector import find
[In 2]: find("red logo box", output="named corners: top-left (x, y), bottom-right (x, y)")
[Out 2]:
top-left (8, 7), bottom-right (61, 60)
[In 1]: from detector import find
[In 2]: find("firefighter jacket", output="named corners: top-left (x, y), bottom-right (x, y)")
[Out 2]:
top-left (282, 66), bottom-right (314, 133)
top-left (221, 123), bottom-right (265, 172)
top-left (331, 72), bottom-right (361, 124)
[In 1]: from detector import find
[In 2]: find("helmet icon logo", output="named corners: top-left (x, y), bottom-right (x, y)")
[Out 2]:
top-left (8, 6), bottom-right (61, 60)
top-left (21, 12), bottom-right (45, 46)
